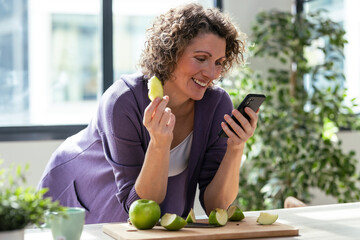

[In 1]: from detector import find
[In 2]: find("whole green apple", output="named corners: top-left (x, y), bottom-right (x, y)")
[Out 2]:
top-left (129, 199), bottom-right (161, 230)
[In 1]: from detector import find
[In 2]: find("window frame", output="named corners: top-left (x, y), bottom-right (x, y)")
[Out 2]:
top-left (0, 0), bottom-right (221, 142)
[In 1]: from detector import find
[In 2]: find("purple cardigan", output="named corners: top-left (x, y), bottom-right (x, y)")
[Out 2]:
top-left (38, 73), bottom-right (233, 224)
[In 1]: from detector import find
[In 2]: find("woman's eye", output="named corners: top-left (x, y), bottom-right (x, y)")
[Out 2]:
top-left (195, 57), bottom-right (206, 62)
top-left (216, 61), bottom-right (224, 66)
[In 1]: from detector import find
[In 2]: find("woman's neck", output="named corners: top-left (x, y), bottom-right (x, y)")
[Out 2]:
top-left (164, 82), bottom-right (194, 117)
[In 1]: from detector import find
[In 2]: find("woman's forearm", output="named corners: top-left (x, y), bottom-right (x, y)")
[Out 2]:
top-left (203, 143), bottom-right (244, 215)
top-left (138, 96), bottom-right (175, 203)
top-left (135, 140), bottom-right (170, 203)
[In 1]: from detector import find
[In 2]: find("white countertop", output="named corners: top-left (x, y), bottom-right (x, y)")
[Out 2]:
top-left (25, 202), bottom-right (360, 240)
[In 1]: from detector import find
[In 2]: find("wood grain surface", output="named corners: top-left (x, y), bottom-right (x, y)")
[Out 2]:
top-left (102, 216), bottom-right (299, 240)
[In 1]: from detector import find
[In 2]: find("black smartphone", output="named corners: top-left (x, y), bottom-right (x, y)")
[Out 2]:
top-left (218, 93), bottom-right (266, 138)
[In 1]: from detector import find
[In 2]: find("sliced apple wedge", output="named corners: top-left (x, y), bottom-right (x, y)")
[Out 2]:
top-left (147, 76), bottom-right (163, 101)
top-left (256, 212), bottom-right (278, 225)
top-left (208, 208), bottom-right (228, 226)
top-left (186, 208), bottom-right (196, 223)
top-left (160, 213), bottom-right (187, 231)
top-left (227, 205), bottom-right (245, 221)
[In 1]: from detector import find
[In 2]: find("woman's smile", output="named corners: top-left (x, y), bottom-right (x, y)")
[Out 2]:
top-left (192, 77), bottom-right (209, 87)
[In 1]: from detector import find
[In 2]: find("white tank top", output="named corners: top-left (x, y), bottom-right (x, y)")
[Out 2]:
top-left (168, 131), bottom-right (193, 177)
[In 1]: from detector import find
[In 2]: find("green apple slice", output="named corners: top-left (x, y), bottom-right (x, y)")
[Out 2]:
top-left (160, 213), bottom-right (187, 231)
top-left (227, 205), bottom-right (245, 221)
top-left (147, 76), bottom-right (164, 101)
top-left (256, 212), bottom-right (278, 225)
top-left (208, 208), bottom-right (228, 226)
top-left (186, 208), bottom-right (196, 223)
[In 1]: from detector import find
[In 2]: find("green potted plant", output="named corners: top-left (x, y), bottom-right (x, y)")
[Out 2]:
top-left (0, 161), bottom-right (65, 239)
top-left (221, 8), bottom-right (360, 210)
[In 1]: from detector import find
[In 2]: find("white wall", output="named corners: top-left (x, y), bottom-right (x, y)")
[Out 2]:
top-left (223, 0), bottom-right (293, 36)
top-left (0, 140), bottom-right (63, 187)
top-left (222, 0), bottom-right (293, 73)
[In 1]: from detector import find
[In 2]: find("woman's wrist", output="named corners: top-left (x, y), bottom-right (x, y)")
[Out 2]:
top-left (227, 141), bottom-right (245, 152)
top-left (148, 137), bottom-right (172, 151)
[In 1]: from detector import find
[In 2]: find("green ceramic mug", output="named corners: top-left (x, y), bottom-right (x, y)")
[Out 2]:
top-left (46, 207), bottom-right (85, 240)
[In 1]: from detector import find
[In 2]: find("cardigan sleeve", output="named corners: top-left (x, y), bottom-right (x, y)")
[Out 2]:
top-left (96, 77), bottom-right (149, 213)
top-left (197, 90), bottom-right (234, 212)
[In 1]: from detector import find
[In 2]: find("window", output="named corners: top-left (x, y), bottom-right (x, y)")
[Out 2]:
top-left (0, 0), bottom-right (102, 132)
top-left (0, 0), bottom-right (215, 141)
top-left (306, 0), bottom-right (360, 112)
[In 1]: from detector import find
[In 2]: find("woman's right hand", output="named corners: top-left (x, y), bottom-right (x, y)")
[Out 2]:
top-left (143, 96), bottom-right (176, 147)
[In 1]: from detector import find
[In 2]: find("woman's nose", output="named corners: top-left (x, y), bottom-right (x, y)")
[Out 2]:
top-left (202, 64), bottom-right (219, 80)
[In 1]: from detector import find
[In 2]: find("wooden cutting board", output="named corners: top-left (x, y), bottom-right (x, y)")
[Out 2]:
top-left (102, 217), bottom-right (299, 240)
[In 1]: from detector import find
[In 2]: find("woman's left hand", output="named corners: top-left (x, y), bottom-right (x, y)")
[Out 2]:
top-left (221, 107), bottom-right (258, 148)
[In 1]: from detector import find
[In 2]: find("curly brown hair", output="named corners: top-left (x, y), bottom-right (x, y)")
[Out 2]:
top-left (139, 3), bottom-right (246, 83)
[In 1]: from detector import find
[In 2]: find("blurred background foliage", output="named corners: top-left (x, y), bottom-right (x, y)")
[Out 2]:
top-left (220, 8), bottom-right (360, 210)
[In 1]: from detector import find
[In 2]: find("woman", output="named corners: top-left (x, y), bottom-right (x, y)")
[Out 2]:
top-left (38, 3), bottom-right (257, 224)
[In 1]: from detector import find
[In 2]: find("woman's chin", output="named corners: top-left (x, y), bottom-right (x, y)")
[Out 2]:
top-left (190, 92), bottom-right (206, 101)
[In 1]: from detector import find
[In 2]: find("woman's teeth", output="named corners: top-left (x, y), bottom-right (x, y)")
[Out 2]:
top-left (192, 78), bottom-right (207, 87)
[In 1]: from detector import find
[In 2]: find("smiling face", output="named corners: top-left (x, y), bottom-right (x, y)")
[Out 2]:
top-left (164, 33), bottom-right (226, 103)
